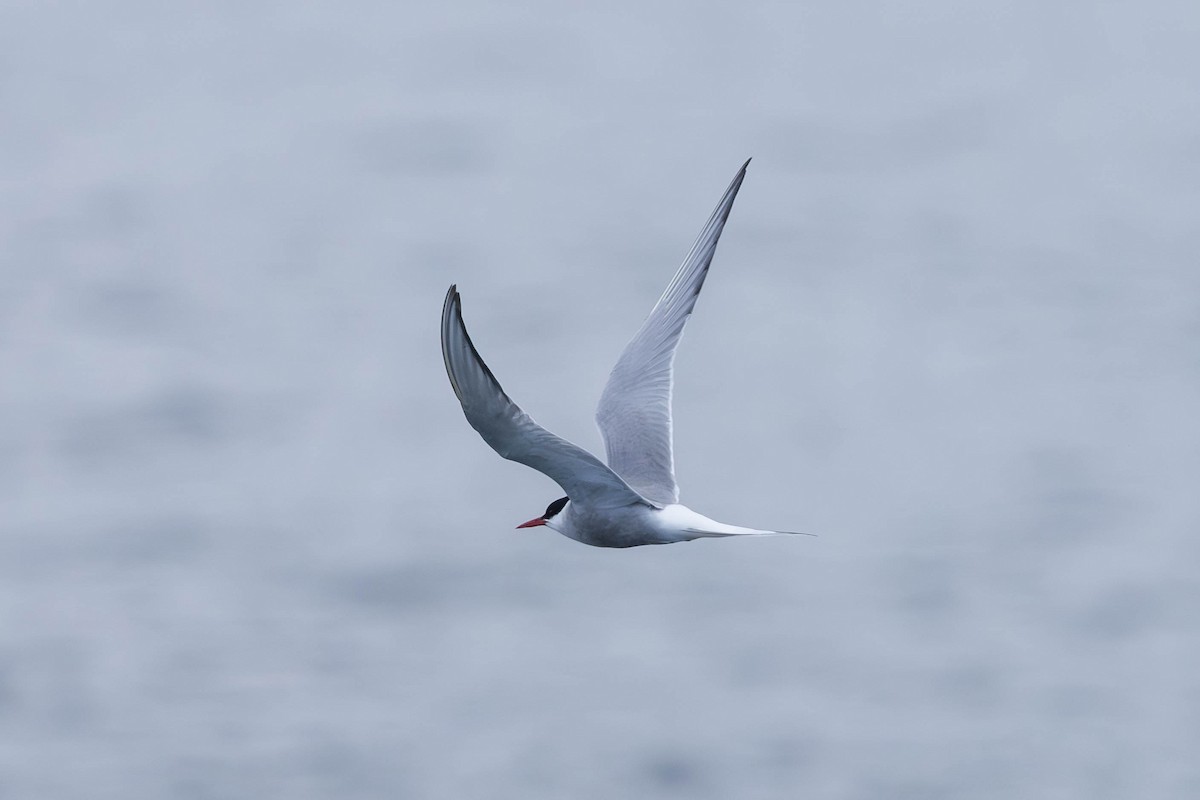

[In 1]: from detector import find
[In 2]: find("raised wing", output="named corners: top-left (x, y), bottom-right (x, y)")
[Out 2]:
top-left (441, 286), bottom-right (651, 509)
top-left (595, 160), bottom-right (750, 505)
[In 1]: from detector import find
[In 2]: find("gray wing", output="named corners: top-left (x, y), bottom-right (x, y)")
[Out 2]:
top-left (442, 286), bottom-right (652, 509)
top-left (594, 159), bottom-right (750, 506)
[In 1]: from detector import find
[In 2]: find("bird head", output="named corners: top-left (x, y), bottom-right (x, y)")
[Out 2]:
top-left (517, 496), bottom-right (569, 530)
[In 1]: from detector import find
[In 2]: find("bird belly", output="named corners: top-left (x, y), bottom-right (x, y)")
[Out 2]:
top-left (558, 503), bottom-right (744, 548)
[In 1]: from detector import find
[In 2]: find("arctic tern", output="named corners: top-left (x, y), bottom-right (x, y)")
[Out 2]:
top-left (441, 159), bottom-right (808, 547)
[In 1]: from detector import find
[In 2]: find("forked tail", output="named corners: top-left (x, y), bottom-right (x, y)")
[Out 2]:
top-left (683, 527), bottom-right (816, 539)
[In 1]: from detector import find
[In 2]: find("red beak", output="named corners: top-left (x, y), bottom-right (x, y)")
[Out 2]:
top-left (516, 517), bottom-right (547, 529)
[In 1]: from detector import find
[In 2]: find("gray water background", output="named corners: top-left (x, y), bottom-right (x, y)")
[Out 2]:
top-left (3, 2), bottom-right (1199, 797)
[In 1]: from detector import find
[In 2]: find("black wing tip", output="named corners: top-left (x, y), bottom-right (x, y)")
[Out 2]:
top-left (722, 159), bottom-right (751, 202)
top-left (439, 280), bottom-right (507, 398)
top-left (442, 284), bottom-right (461, 318)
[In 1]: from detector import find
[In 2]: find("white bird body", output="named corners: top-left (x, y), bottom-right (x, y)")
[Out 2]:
top-left (441, 160), bottom-right (809, 548)
top-left (547, 501), bottom-right (792, 549)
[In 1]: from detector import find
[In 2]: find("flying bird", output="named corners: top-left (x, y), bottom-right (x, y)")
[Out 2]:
top-left (441, 159), bottom-right (808, 547)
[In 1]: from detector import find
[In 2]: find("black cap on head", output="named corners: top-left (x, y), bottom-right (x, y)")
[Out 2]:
top-left (544, 497), bottom-right (569, 519)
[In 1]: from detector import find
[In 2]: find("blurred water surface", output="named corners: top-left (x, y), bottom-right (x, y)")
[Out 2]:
top-left (2, 1), bottom-right (1198, 798)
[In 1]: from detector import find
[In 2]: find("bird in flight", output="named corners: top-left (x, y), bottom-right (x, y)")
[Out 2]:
top-left (441, 159), bottom-right (809, 547)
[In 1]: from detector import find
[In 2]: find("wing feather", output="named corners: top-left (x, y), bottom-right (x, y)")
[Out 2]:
top-left (441, 286), bottom-right (651, 509)
top-left (594, 160), bottom-right (750, 505)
